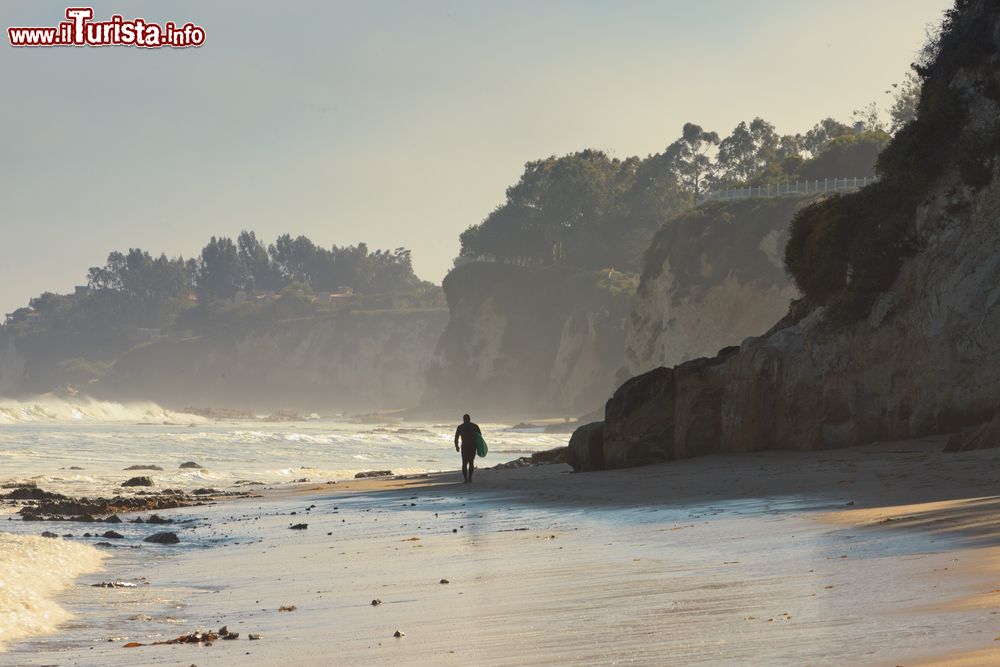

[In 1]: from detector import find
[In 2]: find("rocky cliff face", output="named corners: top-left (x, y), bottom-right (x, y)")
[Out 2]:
top-left (422, 262), bottom-right (630, 418)
top-left (625, 197), bottom-right (805, 375)
top-left (571, 0), bottom-right (1000, 469)
top-left (0, 339), bottom-right (27, 396)
top-left (92, 310), bottom-right (448, 412)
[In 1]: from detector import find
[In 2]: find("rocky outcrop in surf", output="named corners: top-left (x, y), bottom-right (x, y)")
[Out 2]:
top-left (572, 0), bottom-right (1000, 469)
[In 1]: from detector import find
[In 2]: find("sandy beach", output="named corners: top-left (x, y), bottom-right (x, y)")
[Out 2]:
top-left (4, 434), bottom-right (1000, 665)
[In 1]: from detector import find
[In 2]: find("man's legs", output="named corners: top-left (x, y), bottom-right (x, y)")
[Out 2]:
top-left (462, 446), bottom-right (476, 483)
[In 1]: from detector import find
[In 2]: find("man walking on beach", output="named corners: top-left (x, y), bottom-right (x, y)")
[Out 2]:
top-left (454, 414), bottom-right (482, 484)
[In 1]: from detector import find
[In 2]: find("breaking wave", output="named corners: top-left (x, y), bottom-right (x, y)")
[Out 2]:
top-left (0, 396), bottom-right (204, 424)
top-left (0, 533), bottom-right (106, 652)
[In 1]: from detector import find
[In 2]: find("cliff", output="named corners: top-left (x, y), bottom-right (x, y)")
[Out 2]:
top-left (95, 309), bottom-right (448, 412)
top-left (6, 309), bottom-right (449, 412)
top-left (571, 0), bottom-right (1000, 470)
top-left (625, 197), bottom-right (806, 375)
top-left (422, 262), bottom-right (631, 418)
top-left (0, 339), bottom-right (27, 396)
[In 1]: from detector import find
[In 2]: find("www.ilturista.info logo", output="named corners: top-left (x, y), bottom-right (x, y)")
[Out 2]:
top-left (8, 7), bottom-right (205, 48)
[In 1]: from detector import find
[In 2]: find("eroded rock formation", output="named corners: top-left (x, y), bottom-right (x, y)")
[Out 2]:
top-left (625, 198), bottom-right (805, 375)
top-left (422, 263), bottom-right (630, 417)
top-left (573, 0), bottom-right (1000, 469)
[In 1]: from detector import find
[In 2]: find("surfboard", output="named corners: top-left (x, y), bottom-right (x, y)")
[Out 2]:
top-left (476, 433), bottom-right (488, 458)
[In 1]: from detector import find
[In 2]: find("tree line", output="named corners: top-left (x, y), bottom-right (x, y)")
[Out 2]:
top-left (458, 78), bottom-right (919, 272)
top-left (4, 233), bottom-right (425, 338)
top-left (85, 232), bottom-right (421, 304)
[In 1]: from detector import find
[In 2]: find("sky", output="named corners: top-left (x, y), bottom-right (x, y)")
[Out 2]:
top-left (0, 0), bottom-right (952, 315)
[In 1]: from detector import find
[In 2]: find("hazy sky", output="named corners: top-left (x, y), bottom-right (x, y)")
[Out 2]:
top-left (1, 0), bottom-right (951, 314)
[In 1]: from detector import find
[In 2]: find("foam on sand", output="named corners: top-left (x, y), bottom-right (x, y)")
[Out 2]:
top-left (0, 533), bottom-right (106, 652)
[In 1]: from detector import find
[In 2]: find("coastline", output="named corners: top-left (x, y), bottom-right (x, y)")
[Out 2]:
top-left (7, 437), bottom-right (1000, 665)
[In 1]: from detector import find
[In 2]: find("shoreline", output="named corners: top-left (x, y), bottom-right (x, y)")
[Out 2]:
top-left (6, 438), bottom-right (1000, 664)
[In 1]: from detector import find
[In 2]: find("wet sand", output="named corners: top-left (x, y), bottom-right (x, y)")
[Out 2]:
top-left (9, 436), bottom-right (1000, 665)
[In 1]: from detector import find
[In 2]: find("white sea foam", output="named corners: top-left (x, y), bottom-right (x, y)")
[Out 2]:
top-left (0, 533), bottom-right (106, 652)
top-left (0, 395), bottom-right (204, 424)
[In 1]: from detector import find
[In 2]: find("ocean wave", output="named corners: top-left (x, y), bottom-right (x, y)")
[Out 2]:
top-left (0, 533), bottom-right (106, 652)
top-left (0, 419), bottom-right (568, 497)
top-left (0, 395), bottom-right (206, 425)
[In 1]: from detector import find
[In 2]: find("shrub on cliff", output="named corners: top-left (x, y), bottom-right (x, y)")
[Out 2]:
top-left (797, 131), bottom-right (890, 182)
top-left (783, 0), bottom-right (996, 316)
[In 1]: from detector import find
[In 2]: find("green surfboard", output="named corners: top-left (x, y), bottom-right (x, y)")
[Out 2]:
top-left (476, 434), bottom-right (488, 458)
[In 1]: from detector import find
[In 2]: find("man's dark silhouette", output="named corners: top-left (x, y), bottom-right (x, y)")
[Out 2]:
top-left (454, 414), bottom-right (482, 483)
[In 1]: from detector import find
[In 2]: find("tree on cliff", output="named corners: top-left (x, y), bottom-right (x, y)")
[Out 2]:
top-left (75, 233), bottom-right (425, 325)
top-left (888, 71), bottom-right (922, 134)
top-left (798, 130), bottom-right (891, 180)
top-left (87, 249), bottom-right (190, 301)
top-left (457, 149), bottom-right (688, 271)
top-left (668, 123), bottom-right (720, 201)
top-left (197, 236), bottom-right (244, 302)
top-left (238, 231), bottom-right (281, 292)
top-left (803, 118), bottom-right (853, 155)
top-left (458, 204), bottom-right (548, 268)
top-left (715, 118), bottom-right (780, 184)
top-left (459, 150), bottom-right (613, 266)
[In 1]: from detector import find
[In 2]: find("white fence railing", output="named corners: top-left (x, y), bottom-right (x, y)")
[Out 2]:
top-left (697, 176), bottom-right (877, 206)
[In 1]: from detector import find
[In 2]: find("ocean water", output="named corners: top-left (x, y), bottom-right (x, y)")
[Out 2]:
top-left (0, 396), bottom-right (568, 497)
top-left (0, 396), bottom-right (568, 654)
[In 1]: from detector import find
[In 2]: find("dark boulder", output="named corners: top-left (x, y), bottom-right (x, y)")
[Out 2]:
top-left (566, 422), bottom-right (606, 472)
top-left (600, 352), bottom-right (738, 469)
top-left (144, 532), bottom-right (180, 544)
top-left (602, 367), bottom-right (676, 469)
top-left (529, 447), bottom-right (568, 465)
top-left (2, 486), bottom-right (65, 501)
top-left (179, 461), bottom-right (204, 469)
top-left (122, 476), bottom-right (154, 487)
top-left (944, 413), bottom-right (1000, 452)
top-left (671, 357), bottom-right (727, 459)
